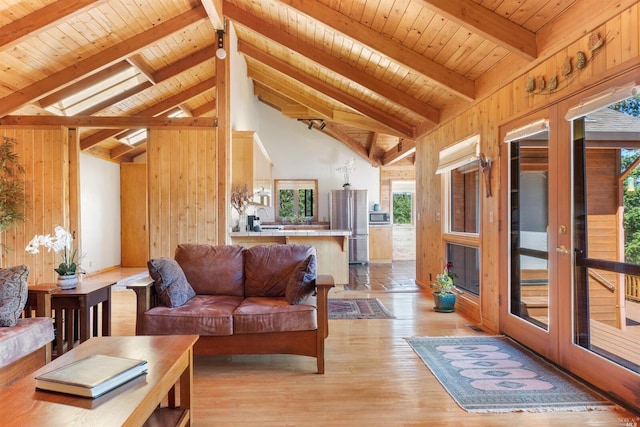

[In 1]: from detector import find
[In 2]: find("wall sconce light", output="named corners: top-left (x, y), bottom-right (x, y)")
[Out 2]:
top-left (216, 29), bottom-right (226, 60)
top-left (479, 153), bottom-right (493, 198)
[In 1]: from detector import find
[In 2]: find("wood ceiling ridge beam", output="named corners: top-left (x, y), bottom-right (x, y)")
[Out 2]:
top-left (279, 0), bottom-right (475, 101)
top-left (0, 116), bottom-right (215, 128)
top-left (238, 40), bottom-right (416, 139)
top-left (0, 0), bottom-right (105, 50)
top-left (78, 76), bottom-right (217, 149)
top-left (224, 1), bottom-right (439, 124)
top-left (418, 0), bottom-right (536, 61)
top-left (0, 5), bottom-right (208, 117)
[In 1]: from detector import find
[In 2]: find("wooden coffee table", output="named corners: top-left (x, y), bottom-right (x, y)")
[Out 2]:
top-left (0, 335), bottom-right (198, 426)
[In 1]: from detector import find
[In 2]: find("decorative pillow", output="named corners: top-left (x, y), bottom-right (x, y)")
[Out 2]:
top-left (0, 265), bottom-right (29, 327)
top-left (285, 254), bottom-right (317, 305)
top-left (147, 258), bottom-right (196, 308)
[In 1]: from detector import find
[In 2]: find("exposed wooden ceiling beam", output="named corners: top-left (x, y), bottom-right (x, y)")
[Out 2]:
top-left (79, 76), bottom-right (216, 150)
top-left (0, 5), bottom-right (208, 117)
top-left (382, 139), bottom-right (416, 166)
top-left (239, 40), bottom-right (416, 139)
top-left (200, 0), bottom-right (224, 29)
top-left (279, 0), bottom-right (475, 101)
top-left (321, 122), bottom-right (380, 166)
top-left (418, 0), bottom-right (536, 61)
top-left (332, 111), bottom-right (413, 140)
top-left (368, 132), bottom-right (380, 161)
top-left (224, 1), bottom-right (439, 124)
top-left (126, 55), bottom-right (157, 84)
top-left (248, 67), bottom-right (408, 138)
top-left (253, 83), bottom-right (296, 110)
top-left (0, 0), bottom-right (105, 50)
top-left (248, 69), bottom-right (335, 118)
top-left (0, 116), bottom-right (215, 128)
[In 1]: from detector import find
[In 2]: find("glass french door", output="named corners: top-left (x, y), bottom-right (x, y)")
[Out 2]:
top-left (502, 76), bottom-right (640, 408)
top-left (502, 110), bottom-right (563, 360)
top-left (571, 90), bottom-right (640, 374)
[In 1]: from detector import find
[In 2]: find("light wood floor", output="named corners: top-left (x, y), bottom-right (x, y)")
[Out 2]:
top-left (109, 264), bottom-right (638, 426)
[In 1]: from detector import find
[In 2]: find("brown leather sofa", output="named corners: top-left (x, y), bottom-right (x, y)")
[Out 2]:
top-left (129, 243), bottom-right (334, 374)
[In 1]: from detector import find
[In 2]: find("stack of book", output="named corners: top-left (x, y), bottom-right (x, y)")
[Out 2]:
top-left (35, 354), bottom-right (148, 398)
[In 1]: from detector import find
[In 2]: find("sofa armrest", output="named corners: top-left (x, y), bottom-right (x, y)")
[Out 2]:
top-left (315, 274), bottom-right (334, 339)
top-left (127, 278), bottom-right (157, 335)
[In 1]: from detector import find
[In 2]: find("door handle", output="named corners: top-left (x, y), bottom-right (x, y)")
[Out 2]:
top-left (556, 245), bottom-right (568, 254)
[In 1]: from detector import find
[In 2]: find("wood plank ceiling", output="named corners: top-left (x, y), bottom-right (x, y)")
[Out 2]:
top-left (0, 0), bottom-right (579, 165)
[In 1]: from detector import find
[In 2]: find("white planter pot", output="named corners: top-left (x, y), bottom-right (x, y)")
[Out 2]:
top-left (57, 274), bottom-right (78, 290)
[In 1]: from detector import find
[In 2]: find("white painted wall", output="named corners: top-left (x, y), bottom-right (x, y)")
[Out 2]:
top-left (229, 24), bottom-right (260, 131)
top-left (257, 103), bottom-right (380, 223)
top-left (80, 153), bottom-right (121, 272)
top-left (227, 28), bottom-right (379, 223)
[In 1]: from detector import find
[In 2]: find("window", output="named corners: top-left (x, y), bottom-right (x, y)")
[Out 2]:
top-left (449, 164), bottom-right (479, 233)
top-left (437, 135), bottom-right (482, 296)
top-left (274, 179), bottom-right (318, 222)
top-left (393, 192), bottom-right (413, 224)
top-left (447, 243), bottom-right (480, 296)
top-left (436, 135), bottom-right (480, 235)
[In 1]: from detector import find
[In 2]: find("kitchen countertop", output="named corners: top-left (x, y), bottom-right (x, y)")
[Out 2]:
top-left (229, 229), bottom-right (351, 237)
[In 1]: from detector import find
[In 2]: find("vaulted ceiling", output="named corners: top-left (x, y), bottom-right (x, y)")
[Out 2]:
top-left (0, 0), bottom-right (587, 165)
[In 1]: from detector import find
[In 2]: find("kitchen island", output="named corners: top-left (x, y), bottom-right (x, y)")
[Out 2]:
top-left (229, 229), bottom-right (351, 284)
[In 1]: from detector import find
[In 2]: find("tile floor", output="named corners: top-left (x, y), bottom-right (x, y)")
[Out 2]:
top-left (346, 260), bottom-right (419, 291)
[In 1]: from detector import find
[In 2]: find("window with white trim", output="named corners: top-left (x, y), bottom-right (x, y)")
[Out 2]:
top-left (437, 135), bottom-right (481, 295)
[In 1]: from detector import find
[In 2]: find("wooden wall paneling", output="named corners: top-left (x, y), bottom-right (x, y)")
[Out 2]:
top-left (0, 128), bottom-right (67, 285)
top-left (416, 7), bottom-right (640, 333)
top-left (68, 127), bottom-right (81, 257)
top-left (148, 128), bottom-right (218, 259)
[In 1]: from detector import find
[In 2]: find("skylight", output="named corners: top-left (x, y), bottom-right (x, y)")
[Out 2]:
top-left (45, 66), bottom-right (146, 116)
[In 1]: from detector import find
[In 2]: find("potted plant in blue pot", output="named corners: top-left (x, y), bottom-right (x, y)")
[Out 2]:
top-left (431, 262), bottom-right (457, 312)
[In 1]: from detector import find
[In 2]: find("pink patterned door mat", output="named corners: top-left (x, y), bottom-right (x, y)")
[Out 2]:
top-left (405, 336), bottom-right (614, 413)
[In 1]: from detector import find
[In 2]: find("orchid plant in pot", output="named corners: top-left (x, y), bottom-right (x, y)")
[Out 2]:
top-left (25, 226), bottom-right (84, 289)
top-left (431, 262), bottom-right (458, 312)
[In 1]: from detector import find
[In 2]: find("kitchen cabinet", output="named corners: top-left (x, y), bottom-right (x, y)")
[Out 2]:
top-left (369, 225), bottom-right (393, 263)
top-left (232, 131), bottom-right (272, 205)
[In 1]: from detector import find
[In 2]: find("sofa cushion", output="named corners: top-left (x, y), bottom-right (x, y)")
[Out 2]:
top-left (0, 265), bottom-right (29, 327)
top-left (233, 297), bottom-right (317, 333)
top-left (147, 258), bottom-right (196, 308)
top-left (244, 244), bottom-right (317, 298)
top-left (142, 295), bottom-right (243, 336)
top-left (175, 244), bottom-right (245, 296)
top-left (0, 317), bottom-right (54, 368)
top-left (285, 254), bottom-right (317, 305)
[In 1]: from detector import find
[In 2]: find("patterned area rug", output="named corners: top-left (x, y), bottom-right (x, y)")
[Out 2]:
top-left (406, 336), bottom-right (613, 413)
top-left (328, 298), bottom-right (395, 319)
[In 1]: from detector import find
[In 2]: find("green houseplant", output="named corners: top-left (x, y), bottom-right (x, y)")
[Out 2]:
top-left (431, 262), bottom-right (458, 312)
top-left (0, 136), bottom-right (28, 251)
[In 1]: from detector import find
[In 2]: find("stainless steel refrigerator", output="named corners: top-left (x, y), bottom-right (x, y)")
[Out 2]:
top-left (330, 189), bottom-right (369, 263)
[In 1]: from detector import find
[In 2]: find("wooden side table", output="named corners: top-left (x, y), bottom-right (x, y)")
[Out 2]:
top-left (27, 279), bottom-right (116, 357)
